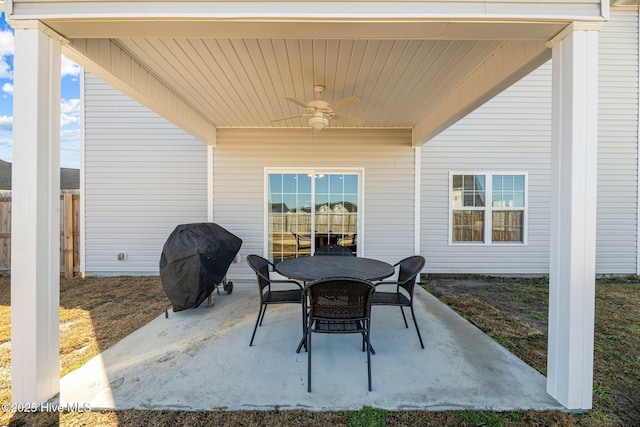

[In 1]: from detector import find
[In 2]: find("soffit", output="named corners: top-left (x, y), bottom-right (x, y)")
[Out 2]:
top-left (114, 37), bottom-right (510, 128)
top-left (40, 17), bottom-right (568, 131)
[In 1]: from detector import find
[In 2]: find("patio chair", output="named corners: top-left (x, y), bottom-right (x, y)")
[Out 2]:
top-left (314, 244), bottom-right (355, 256)
top-left (371, 255), bottom-right (426, 349)
top-left (247, 254), bottom-right (304, 347)
top-left (305, 277), bottom-right (376, 392)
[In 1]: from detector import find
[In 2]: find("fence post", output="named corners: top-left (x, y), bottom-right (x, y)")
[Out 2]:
top-left (63, 192), bottom-right (73, 278)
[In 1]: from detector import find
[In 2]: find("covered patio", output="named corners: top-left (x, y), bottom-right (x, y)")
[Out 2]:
top-left (58, 282), bottom-right (562, 411)
top-left (8, 0), bottom-right (605, 411)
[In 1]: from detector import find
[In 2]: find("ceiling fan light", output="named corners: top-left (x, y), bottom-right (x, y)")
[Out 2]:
top-left (308, 115), bottom-right (328, 130)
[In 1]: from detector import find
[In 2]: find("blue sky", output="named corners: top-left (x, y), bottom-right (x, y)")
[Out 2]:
top-left (0, 13), bottom-right (81, 169)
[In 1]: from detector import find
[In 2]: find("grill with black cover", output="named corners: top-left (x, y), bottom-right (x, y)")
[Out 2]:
top-left (160, 223), bottom-right (242, 312)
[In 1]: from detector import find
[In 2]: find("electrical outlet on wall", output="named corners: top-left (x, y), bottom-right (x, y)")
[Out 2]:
top-left (117, 252), bottom-right (128, 261)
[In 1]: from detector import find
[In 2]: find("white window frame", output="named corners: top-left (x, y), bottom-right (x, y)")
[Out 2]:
top-left (264, 168), bottom-right (365, 258)
top-left (448, 171), bottom-right (528, 246)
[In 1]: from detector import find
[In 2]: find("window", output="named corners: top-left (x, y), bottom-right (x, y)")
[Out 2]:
top-left (450, 172), bottom-right (526, 244)
top-left (267, 170), bottom-right (361, 262)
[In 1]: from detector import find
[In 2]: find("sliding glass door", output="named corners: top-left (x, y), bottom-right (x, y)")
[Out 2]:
top-left (267, 170), bottom-right (361, 262)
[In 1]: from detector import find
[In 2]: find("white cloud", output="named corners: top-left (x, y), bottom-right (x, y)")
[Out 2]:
top-left (0, 61), bottom-right (11, 79)
top-left (60, 113), bottom-right (79, 127)
top-left (0, 137), bottom-right (11, 148)
top-left (2, 83), bottom-right (13, 95)
top-left (0, 30), bottom-right (14, 79)
top-left (61, 98), bottom-right (80, 114)
top-left (61, 55), bottom-right (80, 78)
top-left (0, 30), bottom-right (14, 58)
top-left (60, 98), bottom-right (80, 127)
top-left (0, 115), bottom-right (12, 131)
top-left (60, 128), bottom-right (80, 141)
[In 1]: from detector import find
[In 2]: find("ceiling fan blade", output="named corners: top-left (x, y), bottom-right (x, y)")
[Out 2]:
top-left (284, 97), bottom-right (311, 109)
top-left (327, 96), bottom-right (360, 112)
top-left (333, 113), bottom-right (365, 126)
top-left (271, 114), bottom-right (305, 123)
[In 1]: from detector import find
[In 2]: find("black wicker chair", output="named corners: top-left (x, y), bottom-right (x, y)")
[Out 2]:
top-left (305, 277), bottom-right (376, 392)
top-left (247, 254), bottom-right (304, 346)
top-left (314, 244), bottom-right (355, 256)
top-left (371, 255), bottom-right (426, 348)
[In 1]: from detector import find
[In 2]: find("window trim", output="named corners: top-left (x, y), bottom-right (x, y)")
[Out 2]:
top-left (448, 171), bottom-right (528, 246)
top-left (264, 168), bottom-right (365, 259)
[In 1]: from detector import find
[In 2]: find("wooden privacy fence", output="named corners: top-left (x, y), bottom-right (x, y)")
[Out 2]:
top-left (269, 212), bottom-right (358, 234)
top-left (0, 190), bottom-right (80, 277)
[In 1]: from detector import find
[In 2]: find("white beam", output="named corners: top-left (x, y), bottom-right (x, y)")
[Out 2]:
top-left (11, 23), bottom-right (62, 404)
top-left (62, 38), bottom-right (217, 145)
top-left (31, 20), bottom-right (571, 41)
top-left (547, 27), bottom-right (599, 411)
top-left (4, 1), bottom-right (607, 43)
top-left (6, 1), bottom-right (607, 22)
top-left (412, 39), bottom-right (550, 146)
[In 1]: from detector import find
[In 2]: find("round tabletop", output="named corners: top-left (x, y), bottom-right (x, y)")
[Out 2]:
top-left (275, 256), bottom-right (395, 282)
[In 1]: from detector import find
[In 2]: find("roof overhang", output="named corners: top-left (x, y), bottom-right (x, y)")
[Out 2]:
top-left (5, 1), bottom-right (609, 146)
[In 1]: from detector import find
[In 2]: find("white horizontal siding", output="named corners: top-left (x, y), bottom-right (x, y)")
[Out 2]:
top-left (422, 62), bottom-right (553, 275)
top-left (81, 7), bottom-right (637, 277)
top-left (596, 6), bottom-right (639, 274)
top-left (421, 7), bottom-right (640, 275)
top-left (83, 72), bottom-right (208, 274)
top-left (213, 128), bottom-right (414, 280)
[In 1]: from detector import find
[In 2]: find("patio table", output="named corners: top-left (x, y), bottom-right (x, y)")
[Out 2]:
top-left (275, 255), bottom-right (395, 353)
top-left (275, 255), bottom-right (395, 283)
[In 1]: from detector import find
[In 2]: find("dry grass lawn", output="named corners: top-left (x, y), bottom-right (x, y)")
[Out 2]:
top-left (0, 275), bottom-right (639, 426)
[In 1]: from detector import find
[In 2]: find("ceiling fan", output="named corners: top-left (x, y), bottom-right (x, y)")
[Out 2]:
top-left (273, 85), bottom-right (365, 130)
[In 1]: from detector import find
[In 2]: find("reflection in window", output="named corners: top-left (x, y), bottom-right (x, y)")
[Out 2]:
top-left (268, 172), bottom-right (359, 262)
top-left (451, 173), bottom-right (526, 244)
top-left (452, 174), bottom-right (485, 208)
top-left (492, 211), bottom-right (523, 242)
top-left (452, 211), bottom-right (484, 242)
top-left (268, 174), bottom-right (312, 261)
top-left (492, 175), bottom-right (525, 208)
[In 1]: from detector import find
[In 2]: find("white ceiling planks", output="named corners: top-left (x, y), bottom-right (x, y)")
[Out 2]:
top-left (392, 41), bottom-right (504, 126)
top-left (115, 37), bottom-right (511, 129)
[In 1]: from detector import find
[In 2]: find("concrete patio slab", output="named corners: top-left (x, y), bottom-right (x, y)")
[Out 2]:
top-left (57, 282), bottom-right (564, 412)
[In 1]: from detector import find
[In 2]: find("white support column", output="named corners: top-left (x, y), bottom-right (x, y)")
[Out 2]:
top-left (547, 25), bottom-right (600, 410)
top-left (11, 24), bottom-right (62, 404)
top-left (207, 144), bottom-right (215, 222)
top-left (414, 145), bottom-right (421, 255)
top-left (636, 6), bottom-right (640, 276)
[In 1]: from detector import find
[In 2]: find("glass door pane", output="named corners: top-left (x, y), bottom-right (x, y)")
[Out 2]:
top-left (268, 173), bottom-right (312, 262)
top-left (315, 173), bottom-right (358, 255)
top-left (267, 171), bottom-right (359, 262)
